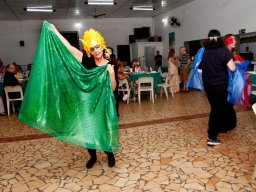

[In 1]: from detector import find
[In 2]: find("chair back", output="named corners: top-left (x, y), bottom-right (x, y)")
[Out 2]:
top-left (118, 78), bottom-right (130, 93)
top-left (137, 77), bottom-right (154, 104)
top-left (4, 85), bottom-right (23, 115)
top-left (118, 78), bottom-right (131, 104)
top-left (138, 77), bottom-right (153, 84)
top-left (4, 85), bottom-right (23, 101)
top-left (164, 74), bottom-right (174, 87)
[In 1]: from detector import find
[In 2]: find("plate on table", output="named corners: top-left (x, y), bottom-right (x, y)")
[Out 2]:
top-left (150, 71), bottom-right (157, 73)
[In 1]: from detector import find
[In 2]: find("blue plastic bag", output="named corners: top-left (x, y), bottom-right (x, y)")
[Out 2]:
top-left (227, 61), bottom-right (250, 104)
top-left (186, 47), bottom-right (205, 91)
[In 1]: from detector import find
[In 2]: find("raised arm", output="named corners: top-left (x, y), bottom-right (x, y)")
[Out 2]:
top-left (50, 24), bottom-right (83, 63)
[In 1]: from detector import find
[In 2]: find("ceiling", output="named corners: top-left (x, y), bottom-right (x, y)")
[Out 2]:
top-left (0, 0), bottom-right (195, 21)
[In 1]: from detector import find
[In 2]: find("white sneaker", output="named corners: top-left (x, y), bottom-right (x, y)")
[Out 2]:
top-left (207, 139), bottom-right (221, 146)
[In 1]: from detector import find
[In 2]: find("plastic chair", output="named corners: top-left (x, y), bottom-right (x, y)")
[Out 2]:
top-left (4, 85), bottom-right (23, 116)
top-left (118, 78), bottom-right (131, 104)
top-left (137, 77), bottom-right (154, 104)
top-left (252, 103), bottom-right (256, 179)
top-left (158, 74), bottom-right (174, 99)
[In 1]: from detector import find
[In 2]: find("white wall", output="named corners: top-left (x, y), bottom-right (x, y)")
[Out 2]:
top-left (131, 42), bottom-right (163, 67)
top-left (0, 18), bottom-right (152, 67)
top-left (153, 0), bottom-right (256, 62)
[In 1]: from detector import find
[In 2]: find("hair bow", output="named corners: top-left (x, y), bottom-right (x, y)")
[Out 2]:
top-left (209, 36), bottom-right (218, 41)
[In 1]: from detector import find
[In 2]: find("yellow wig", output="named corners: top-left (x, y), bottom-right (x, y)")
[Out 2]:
top-left (80, 29), bottom-right (107, 57)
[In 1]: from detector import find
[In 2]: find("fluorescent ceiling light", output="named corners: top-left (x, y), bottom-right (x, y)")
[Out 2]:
top-left (24, 5), bottom-right (54, 12)
top-left (162, 18), bottom-right (168, 23)
top-left (131, 6), bottom-right (154, 11)
top-left (87, 0), bottom-right (114, 5)
top-left (75, 10), bottom-right (80, 15)
top-left (161, 1), bottom-right (167, 7)
top-left (27, 6), bottom-right (52, 9)
top-left (25, 8), bottom-right (54, 12)
top-left (75, 22), bottom-right (82, 28)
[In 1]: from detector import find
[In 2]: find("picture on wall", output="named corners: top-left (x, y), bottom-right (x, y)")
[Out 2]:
top-left (169, 32), bottom-right (175, 49)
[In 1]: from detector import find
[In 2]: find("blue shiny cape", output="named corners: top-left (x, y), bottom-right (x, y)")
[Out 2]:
top-left (227, 61), bottom-right (250, 104)
top-left (186, 47), bottom-right (205, 91)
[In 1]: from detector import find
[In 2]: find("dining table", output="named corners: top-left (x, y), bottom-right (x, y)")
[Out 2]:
top-left (128, 71), bottom-right (162, 94)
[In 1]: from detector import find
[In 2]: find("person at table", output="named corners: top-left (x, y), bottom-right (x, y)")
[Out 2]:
top-left (3, 64), bottom-right (22, 86)
top-left (3, 63), bottom-right (23, 112)
top-left (201, 29), bottom-right (236, 146)
top-left (25, 63), bottom-right (32, 78)
top-left (132, 59), bottom-right (141, 73)
top-left (168, 48), bottom-right (180, 93)
top-left (122, 61), bottom-right (131, 72)
top-left (51, 25), bottom-right (117, 169)
top-left (178, 47), bottom-right (191, 92)
top-left (12, 62), bottom-right (24, 79)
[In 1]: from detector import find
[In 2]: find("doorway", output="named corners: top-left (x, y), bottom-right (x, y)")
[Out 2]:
top-left (117, 45), bottom-right (131, 63)
top-left (144, 46), bottom-right (155, 70)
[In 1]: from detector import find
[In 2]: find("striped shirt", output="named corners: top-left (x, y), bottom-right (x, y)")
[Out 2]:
top-left (179, 54), bottom-right (190, 68)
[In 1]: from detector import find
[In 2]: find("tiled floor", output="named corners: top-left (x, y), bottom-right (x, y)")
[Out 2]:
top-left (0, 91), bottom-right (256, 192)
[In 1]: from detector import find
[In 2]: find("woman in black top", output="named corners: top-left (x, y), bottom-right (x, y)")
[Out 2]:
top-left (50, 25), bottom-right (117, 169)
top-left (201, 29), bottom-right (236, 146)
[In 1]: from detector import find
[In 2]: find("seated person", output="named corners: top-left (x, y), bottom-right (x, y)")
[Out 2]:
top-left (4, 64), bottom-right (22, 86)
top-left (3, 63), bottom-right (22, 112)
top-left (25, 63), bottom-right (32, 78)
top-left (122, 61), bottom-right (131, 72)
top-left (14, 64), bottom-right (24, 79)
top-left (118, 65), bottom-right (129, 80)
top-left (131, 59), bottom-right (141, 72)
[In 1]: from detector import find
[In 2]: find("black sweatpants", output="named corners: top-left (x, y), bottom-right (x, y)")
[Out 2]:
top-left (205, 84), bottom-right (237, 140)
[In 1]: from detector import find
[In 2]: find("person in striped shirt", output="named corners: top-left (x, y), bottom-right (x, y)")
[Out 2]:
top-left (178, 47), bottom-right (191, 92)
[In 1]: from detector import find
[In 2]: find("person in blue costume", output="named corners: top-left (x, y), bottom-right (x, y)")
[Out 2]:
top-left (200, 29), bottom-right (236, 146)
top-left (50, 25), bottom-right (117, 169)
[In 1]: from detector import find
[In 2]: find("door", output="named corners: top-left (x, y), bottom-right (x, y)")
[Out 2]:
top-left (117, 45), bottom-right (131, 63)
top-left (145, 46), bottom-right (155, 70)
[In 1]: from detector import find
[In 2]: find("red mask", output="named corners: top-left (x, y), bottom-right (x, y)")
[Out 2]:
top-left (225, 36), bottom-right (236, 45)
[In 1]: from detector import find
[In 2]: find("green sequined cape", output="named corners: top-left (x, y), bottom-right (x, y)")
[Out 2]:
top-left (18, 22), bottom-right (119, 152)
